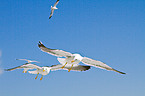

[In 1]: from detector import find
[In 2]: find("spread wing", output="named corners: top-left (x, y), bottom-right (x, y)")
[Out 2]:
top-left (50, 64), bottom-right (91, 71)
top-left (38, 41), bottom-right (73, 57)
top-left (54, 0), bottom-right (59, 7)
top-left (16, 59), bottom-right (39, 63)
top-left (49, 10), bottom-right (54, 19)
top-left (81, 57), bottom-right (126, 74)
top-left (5, 64), bottom-right (42, 71)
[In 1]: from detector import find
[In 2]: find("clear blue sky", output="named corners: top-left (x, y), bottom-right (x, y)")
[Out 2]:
top-left (0, 0), bottom-right (145, 96)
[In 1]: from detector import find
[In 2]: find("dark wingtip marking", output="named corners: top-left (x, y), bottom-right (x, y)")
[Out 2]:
top-left (4, 69), bottom-right (11, 71)
top-left (49, 17), bottom-right (52, 19)
top-left (38, 41), bottom-right (45, 48)
top-left (112, 68), bottom-right (126, 74)
top-left (84, 66), bottom-right (91, 71)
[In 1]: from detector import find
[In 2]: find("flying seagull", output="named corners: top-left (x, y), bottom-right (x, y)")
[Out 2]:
top-left (5, 63), bottom-right (50, 80)
top-left (38, 41), bottom-right (126, 74)
top-left (5, 63), bottom-right (91, 80)
top-left (28, 64), bottom-right (90, 80)
top-left (49, 0), bottom-right (59, 19)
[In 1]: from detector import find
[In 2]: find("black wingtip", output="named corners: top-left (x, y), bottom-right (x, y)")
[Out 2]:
top-left (4, 69), bottom-right (9, 71)
top-left (81, 66), bottom-right (91, 71)
top-left (112, 68), bottom-right (126, 74)
top-left (38, 41), bottom-right (42, 44)
top-left (86, 66), bottom-right (91, 71)
top-left (38, 41), bottom-right (43, 47)
top-left (49, 16), bottom-right (52, 19)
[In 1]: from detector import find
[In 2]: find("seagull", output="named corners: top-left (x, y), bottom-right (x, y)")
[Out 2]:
top-left (49, 0), bottom-right (59, 19)
top-left (38, 41), bottom-right (126, 74)
top-left (28, 64), bottom-right (91, 80)
top-left (5, 63), bottom-right (91, 80)
top-left (5, 63), bottom-right (50, 80)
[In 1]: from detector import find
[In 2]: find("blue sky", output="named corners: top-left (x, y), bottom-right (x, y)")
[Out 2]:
top-left (0, 0), bottom-right (145, 96)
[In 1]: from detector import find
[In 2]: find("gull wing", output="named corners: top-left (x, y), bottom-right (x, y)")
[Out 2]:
top-left (54, 0), bottom-right (59, 7)
top-left (81, 57), bottom-right (126, 74)
top-left (5, 64), bottom-right (42, 71)
top-left (49, 9), bottom-right (54, 19)
top-left (38, 41), bottom-right (73, 57)
top-left (50, 64), bottom-right (91, 71)
top-left (16, 59), bottom-right (39, 63)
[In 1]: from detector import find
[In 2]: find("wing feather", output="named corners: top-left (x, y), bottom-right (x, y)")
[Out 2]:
top-left (49, 10), bottom-right (54, 19)
top-left (38, 41), bottom-right (73, 57)
top-left (50, 64), bottom-right (91, 71)
top-left (82, 57), bottom-right (126, 74)
top-left (54, 0), bottom-right (59, 7)
top-left (5, 64), bottom-right (42, 71)
top-left (16, 59), bottom-right (39, 63)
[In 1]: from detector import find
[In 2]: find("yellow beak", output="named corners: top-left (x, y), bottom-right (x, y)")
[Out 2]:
top-left (43, 69), bottom-right (45, 72)
top-left (71, 60), bottom-right (75, 63)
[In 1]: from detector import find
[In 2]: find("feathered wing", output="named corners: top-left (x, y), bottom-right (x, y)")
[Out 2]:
top-left (5, 65), bottom-right (22, 71)
top-left (5, 64), bottom-right (42, 71)
top-left (81, 57), bottom-right (126, 74)
top-left (16, 59), bottom-right (39, 63)
top-left (49, 10), bottom-right (54, 19)
top-left (38, 41), bottom-right (73, 57)
top-left (50, 64), bottom-right (91, 71)
top-left (54, 0), bottom-right (59, 7)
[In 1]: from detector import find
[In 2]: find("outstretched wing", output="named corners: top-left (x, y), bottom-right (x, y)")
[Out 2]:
top-left (38, 41), bottom-right (73, 57)
top-left (5, 64), bottom-right (42, 71)
top-left (50, 64), bottom-right (91, 71)
top-left (49, 10), bottom-right (54, 19)
top-left (81, 57), bottom-right (126, 74)
top-left (16, 59), bottom-right (39, 63)
top-left (54, 0), bottom-right (59, 7)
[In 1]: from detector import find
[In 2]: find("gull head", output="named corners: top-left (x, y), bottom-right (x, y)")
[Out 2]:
top-left (42, 67), bottom-right (51, 73)
top-left (72, 54), bottom-right (83, 62)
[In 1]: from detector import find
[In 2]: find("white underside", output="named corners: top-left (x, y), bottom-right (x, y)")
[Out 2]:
top-left (28, 69), bottom-right (50, 75)
top-left (57, 57), bottom-right (81, 65)
top-left (51, 6), bottom-right (58, 10)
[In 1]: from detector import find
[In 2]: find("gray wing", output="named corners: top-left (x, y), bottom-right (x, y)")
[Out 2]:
top-left (81, 57), bottom-right (126, 74)
top-left (38, 41), bottom-right (73, 57)
top-left (16, 59), bottom-right (39, 63)
top-left (50, 64), bottom-right (91, 71)
top-left (5, 64), bottom-right (42, 71)
top-left (49, 10), bottom-right (54, 19)
top-left (54, 0), bottom-right (59, 7)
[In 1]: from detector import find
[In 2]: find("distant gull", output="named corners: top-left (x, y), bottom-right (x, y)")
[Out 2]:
top-left (38, 41), bottom-right (126, 74)
top-left (5, 62), bottom-right (91, 80)
top-left (49, 0), bottom-right (59, 19)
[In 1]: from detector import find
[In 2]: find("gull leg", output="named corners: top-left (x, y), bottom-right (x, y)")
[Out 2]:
top-left (68, 64), bottom-right (73, 72)
top-left (23, 71), bottom-right (25, 73)
top-left (25, 71), bottom-right (27, 73)
top-left (61, 62), bottom-right (67, 69)
top-left (35, 73), bottom-right (39, 80)
top-left (40, 75), bottom-right (43, 80)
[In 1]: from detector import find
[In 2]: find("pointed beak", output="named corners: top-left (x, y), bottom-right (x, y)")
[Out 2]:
top-left (43, 69), bottom-right (45, 72)
top-left (71, 60), bottom-right (75, 63)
